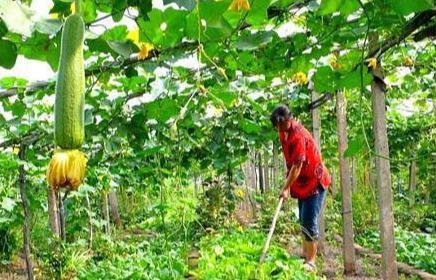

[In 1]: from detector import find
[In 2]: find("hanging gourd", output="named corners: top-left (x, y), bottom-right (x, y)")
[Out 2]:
top-left (47, 0), bottom-right (87, 191)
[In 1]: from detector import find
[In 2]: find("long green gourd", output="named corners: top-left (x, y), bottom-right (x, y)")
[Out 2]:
top-left (54, 12), bottom-right (85, 149)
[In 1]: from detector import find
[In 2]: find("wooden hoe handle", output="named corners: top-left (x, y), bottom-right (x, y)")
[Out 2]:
top-left (259, 197), bottom-right (284, 264)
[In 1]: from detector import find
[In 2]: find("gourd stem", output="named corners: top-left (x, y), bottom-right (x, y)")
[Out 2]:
top-left (75, 0), bottom-right (82, 15)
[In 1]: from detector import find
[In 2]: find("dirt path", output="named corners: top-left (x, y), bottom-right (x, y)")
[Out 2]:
top-left (285, 238), bottom-right (381, 279)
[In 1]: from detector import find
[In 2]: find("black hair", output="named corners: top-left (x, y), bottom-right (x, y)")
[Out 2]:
top-left (270, 104), bottom-right (292, 127)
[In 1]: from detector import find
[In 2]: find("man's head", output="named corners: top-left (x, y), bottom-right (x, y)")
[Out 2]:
top-left (270, 104), bottom-right (292, 132)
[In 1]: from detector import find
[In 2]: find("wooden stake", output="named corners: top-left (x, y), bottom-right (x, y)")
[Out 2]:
top-left (18, 144), bottom-right (34, 280)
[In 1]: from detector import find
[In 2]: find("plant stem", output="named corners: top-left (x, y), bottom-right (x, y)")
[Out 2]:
top-left (75, 0), bottom-right (82, 15)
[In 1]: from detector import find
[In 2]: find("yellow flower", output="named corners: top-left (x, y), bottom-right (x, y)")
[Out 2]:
top-left (366, 57), bottom-right (377, 69)
top-left (127, 28), bottom-right (140, 45)
top-left (47, 149), bottom-right (87, 191)
top-left (12, 147), bottom-right (20, 155)
top-left (292, 72), bottom-right (308, 86)
top-left (228, 0), bottom-right (251, 12)
top-left (234, 188), bottom-right (245, 198)
top-left (404, 56), bottom-right (414, 67)
top-left (138, 42), bottom-right (154, 60)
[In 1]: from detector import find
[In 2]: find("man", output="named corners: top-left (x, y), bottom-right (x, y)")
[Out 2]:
top-left (270, 104), bottom-right (331, 271)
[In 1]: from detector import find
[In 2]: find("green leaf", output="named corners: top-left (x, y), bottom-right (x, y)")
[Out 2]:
top-left (239, 118), bottom-right (261, 134)
top-left (107, 41), bottom-right (137, 58)
top-left (146, 98), bottom-right (179, 123)
top-left (139, 8), bottom-right (188, 47)
top-left (318, 0), bottom-right (359, 16)
top-left (317, 0), bottom-right (342, 15)
top-left (102, 25), bottom-right (128, 41)
top-left (387, 0), bottom-right (433, 16)
top-left (339, 0), bottom-right (359, 16)
top-left (337, 67), bottom-right (373, 89)
top-left (0, 39), bottom-right (17, 69)
top-left (344, 136), bottom-right (365, 157)
top-left (10, 101), bottom-right (26, 117)
top-left (312, 66), bottom-right (339, 92)
top-left (234, 31), bottom-right (273, 51)
top-left (82, 0), bottom-right (98, 23)
top-left (34, 19), bottom-right (62, 35)
top-left (246, 0), bottom-right (272, 26)
top-left (199, 0), bottom-right (233, 40)
top-left (210, 90), bottom-right (237, 108)
top-left (0, 19), bottom-right (8, 37)
top-left (112, 0), bottom-right (128, 22)
top-left (50, 0), bottom-right (72, 17)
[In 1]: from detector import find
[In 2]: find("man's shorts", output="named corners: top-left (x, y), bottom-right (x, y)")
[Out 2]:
top-left (298, 185), bottom-right (326, 241)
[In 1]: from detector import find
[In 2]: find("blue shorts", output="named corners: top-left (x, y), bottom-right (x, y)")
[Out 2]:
top-left (298, 185), bottom-right (326, 241)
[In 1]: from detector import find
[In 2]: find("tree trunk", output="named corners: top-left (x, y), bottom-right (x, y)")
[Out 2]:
top-left (258, 153), bottom-right (264, 194)
top-left (409, 160), bottom-right (417, 206)
top-left (250, 152), bottom-right (257, 190)
top-left (351, 158), bottom-right (357, 191)
top-left (102, 191), bottom-right (110, 235)
top-left (370, 32), bottom-right (399, 280)
top-left (108, 191), bottom-right (122, 228)
top-left (311, 89), bottom-right (326, 254)
top-left (330, 167), bottom-right (337, 197)
top-left (58, 192), bottom-right (66, 241)
top-left (18, 145), bottom-right (34, 280)
top-left (264, 152), bottom-right (270, 192)
top-left (369, 156), bottom-right (376, 188)
top-left (336, 90), bottom-right (356, 274)
top-left (47, 187), bottom-right (60, 237)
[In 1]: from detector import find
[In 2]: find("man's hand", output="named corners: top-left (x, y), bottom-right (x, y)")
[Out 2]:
top-left (279, 187), bottom-right (290, 200)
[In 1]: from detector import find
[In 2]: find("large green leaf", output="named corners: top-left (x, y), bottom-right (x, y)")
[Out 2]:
top-left (239, 118), bottom-right (261, 134)
top-left (82, 0), bottom-right (98, 23)
top-left (145, 98), bottom-right (179, 123)
top-left (0, 39), bottom-right (17, 69)
top-left (34, 19), bottom-right (62, 35)
top-left (0, 19), bottom-right (8, 37)
top-left (318, 0), bottom-right (359, 16)
top-left (139, 8), bottom-right (188, 47)
top-left (234, 31), bottom-right (273, 51)
top-left (317, 0), bottom-right (342, 15)
top-left (199, 0), bottom-right (233, 40)
top-left (312, 66), bottom-right (339, 92)
top-left (107, 41), bottom-right (138, 58)
top-left (387, 0), bottom-right (433, 16)
top-left (246, 0), bottom-right (272, 26)
top-left (337, 67), bottom-right (373, 89)
top-left (210, 90), bottom-right (237, 108)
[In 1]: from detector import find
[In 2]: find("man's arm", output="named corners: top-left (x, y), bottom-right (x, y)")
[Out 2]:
top-left (280, 161), bottom-right (303, 199)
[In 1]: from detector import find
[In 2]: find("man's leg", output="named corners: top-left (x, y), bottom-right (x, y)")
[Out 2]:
top-left (298, 200), bottom-right (306, 258)
top-left (301, 186), bottom-right (326, 265)
top-left (304, 239), bottom-right (318, 263)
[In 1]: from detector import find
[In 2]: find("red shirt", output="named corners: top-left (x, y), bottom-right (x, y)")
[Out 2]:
top-left (279, 120), bottom-right (330, 199)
